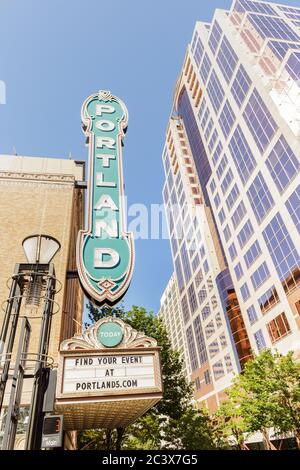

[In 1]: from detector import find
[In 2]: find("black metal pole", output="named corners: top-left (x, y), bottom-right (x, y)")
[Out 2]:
top-left (25, 265), bottom-right (55, 450)
top-left (0, 268), bottom-right (22, 411)
top-left (1, 317), bottom-right (31, 450)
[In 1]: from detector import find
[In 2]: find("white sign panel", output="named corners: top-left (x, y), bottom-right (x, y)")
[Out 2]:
top-left (62, 353), bottom-right (156, 394)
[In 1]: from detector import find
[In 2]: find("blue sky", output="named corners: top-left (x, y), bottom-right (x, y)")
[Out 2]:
top-left (1, 0), bottom-right (299, 315)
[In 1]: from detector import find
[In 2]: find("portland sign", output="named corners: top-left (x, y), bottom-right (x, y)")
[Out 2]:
top-left (77, 91), bottom-right (134, 306)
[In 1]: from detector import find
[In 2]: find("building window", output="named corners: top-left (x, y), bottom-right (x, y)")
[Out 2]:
top-left (201, 305), bottom-right (211, 321)
top-left (171, 236), bottom-right (178, 258)
top-left (286, 52), bottom-right (300, 82)
top-left (247, 171), bottom-right (275, 223)
top-left (231, 201), bottom-right (247, 229)
top-left (209, 340), bottom-right (220, 359)
top-left (205, 320), bottom-right (215, 339)
top-left (200, 107), bottom-right (210, 131)
top-left (226, 184), bottom-right (240, 211)
top-left (175, 256), bottom-right (184, 294)
top-left (224, 354), bottom-right (233, 373)
top-left (244, 240), bottom-right (262, 268)
top-left (220, 168), bottom-right (233, 195)
top-left (243, 89), bottom-right (278, 154)
top-left (235, 0), bottom-right (277, 15)
top-left (266, 136), bottom-right (300, 194)
top-left (228, 242), bottom-right (238, 261)
top-left (208, 129), bottom-right (219, 153)
top-left (237, 219), bottom-right (254, 249)
top-left (220, 333), bottom-right (227, 348)
top-left (195, 269), bottom-right (203, 288)
top-left (199, 53), bottom-right (212, 84)
top-left (240, 282), bottom-right (250, 301)
top-left (210, 178), bottom-right (216, 194)
top-left (263, 213), bottom-right (300, 294)
top-left (251, 261), bottom-right (270, 290)
top-left (163, 184), bottom-right (169, 205)
top-left (248, 13), bottom-right (300, 42)
top-left (211, 296), bottom-right (218, 310)
top-left (188, 283), bottom-right (198, 313)
top-left (254, 329), bottom-right (267, 351)
top-left (195, 377), bottom-right (201, 391)
top-left (214, 193), bottom-right (221, 209)
top-left (258, 285), bottom-right (279, 315)
top-left (217, 154), bottom-right (229, 180)
top-left (180, 242), bottom-right (192, 284)
top-left (229, 125), bottom-right (256, 184)
top-left (212, 142), bottom-right (222, 166)
top-left (223, 224), bottom-right (232, 242)
top-left (207, 276), bottom-right (213, 291)
top-left (218, 208), bottom-right (226, 225)
top-left (203, 260), bottom-right (209, 274)
top-left (208, 20), bottom-right (222, 53)
top-left (234, 262), bottom-right (244, 281)
top-left (181, 295), bottom-right (190, 323)
top-left (215, 312), bottom-right (223, 328)
top-left (204, 369), bottom-right (212, 385)
top-left (198, 97), bottom-right (207, 122)
top-left (186, 326), bottom-right (199, 371)
top-left (231, 64), bottom-right (251, 106)
top-left (268, 40), bottom-right (300, 61)
top-left (213, 360), bottom-right (225, 380)
top-left (217, 36), bottom-right (238, 83)
top-left (192, 253), bottom-right (200, 272)
top-left (219, 100), bottom-right (236, 139)
top-left (193, 37), bottom-right (205, 67)
top-left (267, 313), bottom-right (291, 344)
top-left (285, 184), bottom-right (300, 235)
top-left (191, 31), bottom-right (199, 54)
top-left (207, 70), bottom-right (225, 114)
top-left (194, 315), bottom-right (208, 365)
top-left (205, 118), bottom-right (214, 141)
top-left (247, 305), bottom-right (258, 325)
top-left (199, 288), bottom-right (207, 305)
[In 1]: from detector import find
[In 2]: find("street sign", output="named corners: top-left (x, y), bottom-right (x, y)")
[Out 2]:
top-left (41, 415), bottom-right (63, 449)
top-left (77, 90), bottom-right (135, 306)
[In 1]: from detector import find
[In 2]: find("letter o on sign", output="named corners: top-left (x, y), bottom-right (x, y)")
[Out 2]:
top-left (97, 322), bottom-right (124, 347)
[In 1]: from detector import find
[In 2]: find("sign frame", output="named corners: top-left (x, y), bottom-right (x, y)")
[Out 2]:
top-left (55, 317), bottom-right (163, 430)
top-left (56, 347), bottom-right (162, 401)
top-left (76, 90), bottom-right (135, 307)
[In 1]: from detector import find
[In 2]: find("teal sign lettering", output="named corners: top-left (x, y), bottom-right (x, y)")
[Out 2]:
top-left (97, 322), bottom-right (124, 348)
top-left (77, 91), bottom-right (135, 306)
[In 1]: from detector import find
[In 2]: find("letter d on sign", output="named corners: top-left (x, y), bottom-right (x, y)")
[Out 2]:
top-left (94, 248), bottom-right (120, 268)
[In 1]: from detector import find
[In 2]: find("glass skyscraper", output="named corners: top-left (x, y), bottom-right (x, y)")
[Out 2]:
top-left (161, 0), bottom-right (300, 411)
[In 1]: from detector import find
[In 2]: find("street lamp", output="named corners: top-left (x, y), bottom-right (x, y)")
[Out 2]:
top-left (0, 234), bottom-right (60, 450)
top-left (23, 235), bottom-right (60, 450)
top-left (22, 235), bottom-right (60, 311)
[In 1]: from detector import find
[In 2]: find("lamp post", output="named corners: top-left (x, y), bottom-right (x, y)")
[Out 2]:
top-left (0, 234), bottom-right (60, 450)
top-left (22, 235), bottom-right (60, 450)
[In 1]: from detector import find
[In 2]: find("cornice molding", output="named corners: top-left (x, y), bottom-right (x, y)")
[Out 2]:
top-left (0, 171), bottom-right (76, 185)
top-left (60, 316), bottom-right (158, 351)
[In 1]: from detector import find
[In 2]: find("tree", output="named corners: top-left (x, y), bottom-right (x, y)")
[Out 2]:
top-left (77, 303), bottom-right (215, 450)
top-left (215, 349), bottom-right (300, 450)
top-left (214, 390), bottom-right (249, 450)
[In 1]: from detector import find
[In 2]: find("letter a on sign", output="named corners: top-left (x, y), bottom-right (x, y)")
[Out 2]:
top-left (77, 90), bottom-right (135, 306)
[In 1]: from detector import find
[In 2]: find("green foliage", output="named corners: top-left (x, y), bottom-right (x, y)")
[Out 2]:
top-left (214, 349), bottom-right (300, 449)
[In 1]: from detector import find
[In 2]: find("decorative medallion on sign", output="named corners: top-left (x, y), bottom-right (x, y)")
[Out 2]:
top-left (60, 317), bottom-right (157, 351)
